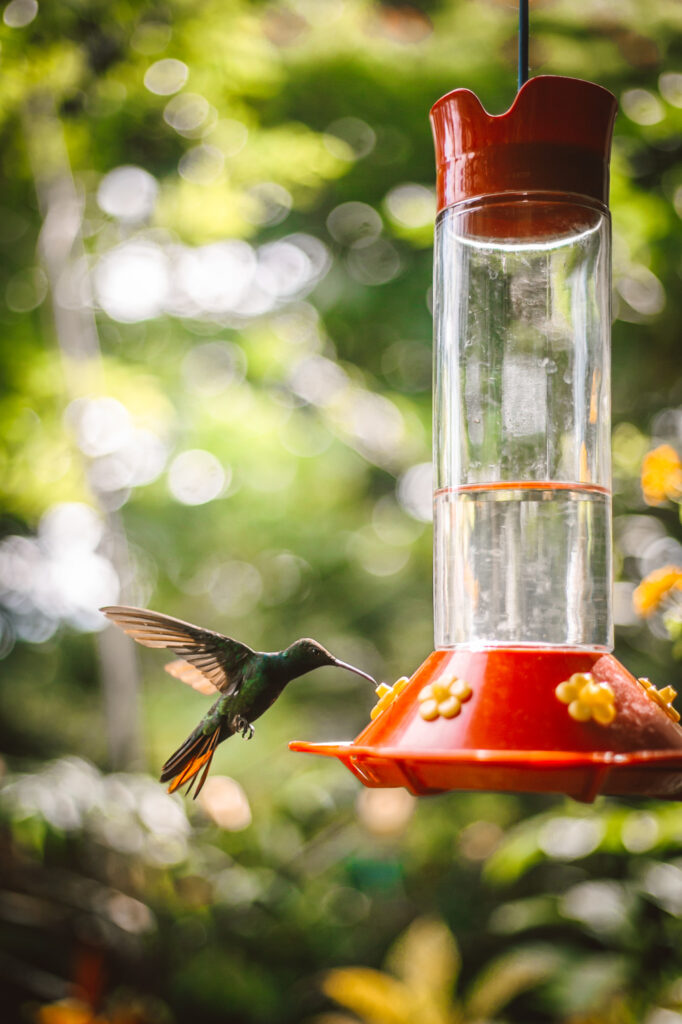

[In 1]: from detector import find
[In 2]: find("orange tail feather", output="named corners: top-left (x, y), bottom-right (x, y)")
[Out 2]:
top-left (165, 726), bottom-right (221, 798)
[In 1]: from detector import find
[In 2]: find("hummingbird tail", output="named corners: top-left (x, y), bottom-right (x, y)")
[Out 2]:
top-left (160, 724), bottom-right (221, 799)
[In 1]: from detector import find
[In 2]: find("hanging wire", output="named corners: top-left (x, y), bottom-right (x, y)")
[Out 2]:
top-left (518, 0), bottom-right (529, 91)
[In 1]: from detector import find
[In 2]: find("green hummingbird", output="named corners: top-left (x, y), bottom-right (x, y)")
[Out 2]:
top-left (100, 606), bottom-right (375, 797)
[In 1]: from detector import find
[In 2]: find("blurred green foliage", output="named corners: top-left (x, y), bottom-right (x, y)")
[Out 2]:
top-left (1, 0), bottom-right (682, 1021)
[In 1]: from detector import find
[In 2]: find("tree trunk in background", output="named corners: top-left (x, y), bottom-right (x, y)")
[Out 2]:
top-left (23, 93), bottom-right (142, 771)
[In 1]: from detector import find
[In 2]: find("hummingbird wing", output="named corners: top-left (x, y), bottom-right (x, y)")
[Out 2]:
top-left (164, 659), bottom-right (218, 696)
top-left (101, 606), bottom-right (253, 696)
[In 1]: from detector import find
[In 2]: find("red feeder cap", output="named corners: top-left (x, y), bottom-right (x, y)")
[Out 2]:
top-left (430, 75), bottom-right (617, 215)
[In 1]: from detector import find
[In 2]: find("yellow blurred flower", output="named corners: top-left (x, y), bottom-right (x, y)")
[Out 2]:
top-left (641, 444), bottom-right (682, 505)
top-left (319, 915), bottom-right (561, 1024)
top-left (633, 565), bottom-right (682, 617)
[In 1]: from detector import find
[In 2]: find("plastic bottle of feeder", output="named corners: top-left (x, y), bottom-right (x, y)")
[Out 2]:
top-left (431, 76), bottom-right (615, 651)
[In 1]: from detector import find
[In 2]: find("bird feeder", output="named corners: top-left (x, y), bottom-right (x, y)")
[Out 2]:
top-left (291, 75), bottom-right (682, 802)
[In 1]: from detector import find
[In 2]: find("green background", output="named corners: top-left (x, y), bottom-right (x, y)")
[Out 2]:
top-left (1, 1), bottom-right (682, 1021)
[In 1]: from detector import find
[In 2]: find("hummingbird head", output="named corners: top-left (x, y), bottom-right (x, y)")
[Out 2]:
top-left (286, 638), bottom-right (375, 684)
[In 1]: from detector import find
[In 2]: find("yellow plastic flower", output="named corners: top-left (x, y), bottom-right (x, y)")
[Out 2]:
top-left (418, 676), bottom-right (472, 721)
top-left (641, 444), bottom-right (682, 505)
top-left (555, 672), bottom-right (616, 725)
top-left (637, 676), bottom-right (681, 723)
top-left (633, 565), bottom-right (682, 617)
top-left (370, 677), bottom-right (409, 720)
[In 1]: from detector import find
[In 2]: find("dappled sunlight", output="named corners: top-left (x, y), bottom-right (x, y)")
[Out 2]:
top-left (356, 787), bottom-right (415, 838)
top-left (621, 811), bottom-right (659, 853)
top-left (560, 880), bottom-right (631, 936)
top-left (327, 201), bottom-right (382, 247)
top-left (245, 181), bottom-right (292, 227)
top-left (347, 527), bottom-right (409, 578)
top-left (3, 756), bottom-right (189, 863)
top-left (95, 233), bottom-right (330, 323)
top-left (97, 166), bottom-right (158, 223)
top-left (622, 88), bottom-right (665, 126)
top-left (289, 354), bottom-right (349, 407)
top-left (95, 241), bottom-right (169, 322)
top-left (538, 816), bottom-right (604, 860)
top-left (659, 72), bottom-right (682, 107)
top-left (173, 239), bottom-right (256, 314)
top-left (616, 264), bottom-right (666, 320)
top-left (208, 560), bottom-right (263, 617)
top-left (163, 91), bottom-right (213, 137)
top-left (199, 776), bottom-right (252, 831)
top-left (178, 143), bottom-right (225, 185)
top-left (324, 117), bottom-right (376, 160)
top-left (397, 462), bottom-right (432, 522)
top-left (3, 0), bottom-right (37, 29)
top-left (385, 183), bottom-right (436, 230)
top-left (0, 503), bottom-right (120, 640)
top-left (167, 448), bottom-right (228, 505)
top-left (2, 1), bottom-right (682, 1021)
top-left (66, 397), bottom-right (134, 457)
top-left (346, 237), bottom-right (402, 286)
top-left (6, 265), bottom-right (48, 312)
top-left (181, 340), bottom-right (247, 395)
top-left (143, 57), bottom-right (188, 96)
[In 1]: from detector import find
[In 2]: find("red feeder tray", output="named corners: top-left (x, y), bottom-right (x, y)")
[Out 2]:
top-left (290, 650), bottom-right (682, 802)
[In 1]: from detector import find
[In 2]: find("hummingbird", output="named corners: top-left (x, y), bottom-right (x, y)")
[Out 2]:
top-left (100, 606), bottom-right (375, 798)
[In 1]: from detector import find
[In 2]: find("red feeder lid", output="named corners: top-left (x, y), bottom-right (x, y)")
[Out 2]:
top-left (291, 650), bottom-right (682, 802)
top-left (431, 75), bottom-right (617, 218)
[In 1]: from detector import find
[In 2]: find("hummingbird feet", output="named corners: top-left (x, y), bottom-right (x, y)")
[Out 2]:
top-left (232, 715), bottom-right (254, 740)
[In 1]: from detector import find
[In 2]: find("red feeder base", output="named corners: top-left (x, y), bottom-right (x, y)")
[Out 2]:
top-left (290, 649), bottom-right (682, 802)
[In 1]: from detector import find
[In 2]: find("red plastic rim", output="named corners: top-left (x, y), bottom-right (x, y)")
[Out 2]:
top-left (290, 741), bottom-right (682, 767)
top-left (289, 740), bottom-right (682, 803)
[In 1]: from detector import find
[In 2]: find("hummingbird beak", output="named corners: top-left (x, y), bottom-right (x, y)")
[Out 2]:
top-left (332, 659), bottom-right (376, 684)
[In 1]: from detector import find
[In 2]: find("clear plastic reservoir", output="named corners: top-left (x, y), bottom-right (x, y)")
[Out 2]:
top-left (433, 194), bottom-right (613, 651)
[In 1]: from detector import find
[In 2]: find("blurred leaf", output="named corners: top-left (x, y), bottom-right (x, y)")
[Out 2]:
top-left (463, 945), bottom-right (562, 1020)
top-left (386, 915), bottom-right (461, 1005)
top-left (487, 895), bottom-right (559, 936)
top-left (541, 955), bottom-right (630, 1017)
top-left (322, 968), bottom-right (414, 1024)
top-left (482, 820), bottom-right (544, 885)
top-left (559, 996), bottom-right (639, 1024)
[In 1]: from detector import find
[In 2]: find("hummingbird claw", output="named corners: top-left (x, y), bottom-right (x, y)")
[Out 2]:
top-left (233, 715), bottom-right (254, 740)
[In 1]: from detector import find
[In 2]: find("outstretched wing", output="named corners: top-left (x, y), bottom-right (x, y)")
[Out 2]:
top-left (164, 658), bottom-right (217, 696)
top-left (101, 606), bottom-right (253, 696)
